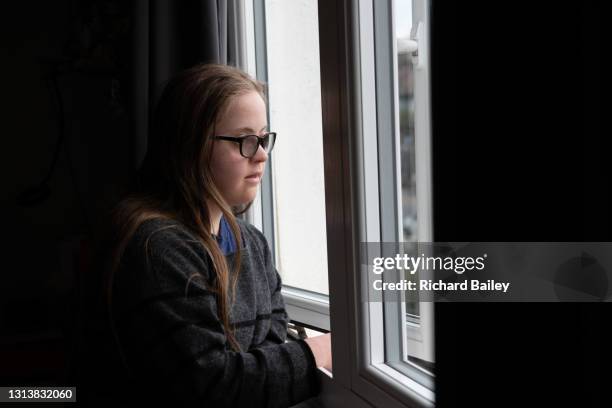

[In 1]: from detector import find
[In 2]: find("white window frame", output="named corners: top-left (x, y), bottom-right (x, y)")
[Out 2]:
top-left (242, 0), bottom-right (262, 224)
top-left (318, 0), bottom-right (435, 406)
top-left (375, 0), bottom-right (435, 382)
top-left (405, 0), bottom-right (436, 370)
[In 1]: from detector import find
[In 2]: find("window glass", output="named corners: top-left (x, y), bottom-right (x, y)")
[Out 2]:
top-left (264, 0), bottom-right (329, 295)
top-left (393, 0), bottom-right (435, 383)
top-left (396, 0), bottom-right (419, 319)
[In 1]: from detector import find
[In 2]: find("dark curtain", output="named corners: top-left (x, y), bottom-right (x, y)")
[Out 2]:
top-left (130, 0), bottom-right (244, 173)
top-left (74, 1), bottom-right (244, 404)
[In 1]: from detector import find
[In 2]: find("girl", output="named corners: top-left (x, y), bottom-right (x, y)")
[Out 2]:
top-left (89, 63), bottom-right (332, 407)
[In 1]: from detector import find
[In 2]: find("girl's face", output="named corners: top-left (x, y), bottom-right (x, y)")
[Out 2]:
top-left (210, 90), bottom-right (268, 206)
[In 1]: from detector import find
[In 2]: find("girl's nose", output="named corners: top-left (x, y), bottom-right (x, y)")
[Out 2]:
top-left (252, 144), bottom-right (268, 162)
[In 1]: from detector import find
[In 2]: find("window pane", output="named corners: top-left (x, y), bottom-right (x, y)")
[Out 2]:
top-left (264, 0), bottom-right (329, 295)
top-left (397, 0), bottom-right (416, 243)
top-left (395, 0), bottom-right (435, 379)
top-left (396, 0), bottom-right (420, 316)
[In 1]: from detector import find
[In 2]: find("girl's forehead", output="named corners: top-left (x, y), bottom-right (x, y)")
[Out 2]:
top-left (225, 91), bottom-right (266, 113)
top-left (216, 92), bottom-right (267, 132)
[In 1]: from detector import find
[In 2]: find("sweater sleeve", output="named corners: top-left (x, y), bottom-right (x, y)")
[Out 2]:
top-left (243, 222), bottom-right (293, 346)
top-left (112, 222), bottom-right (320, 408)
top-left (256, 267), bottom-right (292, 345)
top-left (252, 263), bottom-right (319, 358)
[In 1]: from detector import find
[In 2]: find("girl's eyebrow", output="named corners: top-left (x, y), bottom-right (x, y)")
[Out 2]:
top-left (231, 125), bottom-right (268, 134)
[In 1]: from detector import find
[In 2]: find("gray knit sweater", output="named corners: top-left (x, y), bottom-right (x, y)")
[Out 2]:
top-left (110, 217), bottom-right (320, 407)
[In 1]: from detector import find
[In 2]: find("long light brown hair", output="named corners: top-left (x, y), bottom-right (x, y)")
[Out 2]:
top-left (101, 63), bottom-right (267, 369)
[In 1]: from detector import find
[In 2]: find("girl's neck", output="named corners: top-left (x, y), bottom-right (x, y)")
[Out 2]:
top-left (206, 200), bottom-right (223, 236)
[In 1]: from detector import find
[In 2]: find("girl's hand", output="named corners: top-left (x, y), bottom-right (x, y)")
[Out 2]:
top-left (304, 333), bottom-right (332, 371)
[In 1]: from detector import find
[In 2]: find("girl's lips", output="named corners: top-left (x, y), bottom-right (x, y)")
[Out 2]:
top-left (246, 171), bottom-right (263, 179)
top-left (245, 173), bottom-right (262, 182)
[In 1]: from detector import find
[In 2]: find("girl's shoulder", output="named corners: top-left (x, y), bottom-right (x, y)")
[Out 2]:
top-left (120, 217), bottom-right (216, 291)
top-left (126, 216), bottom-right (270, 261)
top-left (123, 217), bottom-right (211, 272)
top-left (129, 217), bottom-right (195, 250)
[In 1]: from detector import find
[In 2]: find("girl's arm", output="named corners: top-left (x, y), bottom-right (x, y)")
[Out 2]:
top-left (251, 266), bottom-right (332, 371)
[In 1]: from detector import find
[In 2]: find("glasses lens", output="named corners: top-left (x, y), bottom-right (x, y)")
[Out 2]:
top-left (264, 132), bottom-right (276, 153)
top-left (242, 135), bottom-right (259, 157)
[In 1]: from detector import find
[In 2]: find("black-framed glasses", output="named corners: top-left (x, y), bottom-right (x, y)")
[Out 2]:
top-left (213, 132), bottom-right (276, 159)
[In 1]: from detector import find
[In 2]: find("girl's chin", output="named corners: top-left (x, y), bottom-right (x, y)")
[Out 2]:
top-left (228, 190), bottom-right (258, 207)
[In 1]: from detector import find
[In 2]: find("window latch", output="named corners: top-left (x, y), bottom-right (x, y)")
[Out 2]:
top-left (409, 21), bottom-right (423, 67)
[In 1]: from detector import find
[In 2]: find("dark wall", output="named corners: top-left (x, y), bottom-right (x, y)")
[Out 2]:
top-left (1, 0), bottom-right (132, 384)
top-left (431, 1), bottom-right (609, 407)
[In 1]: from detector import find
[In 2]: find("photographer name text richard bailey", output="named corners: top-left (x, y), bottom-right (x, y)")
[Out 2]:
top-left (370, 253), bottom-right (511, 294)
